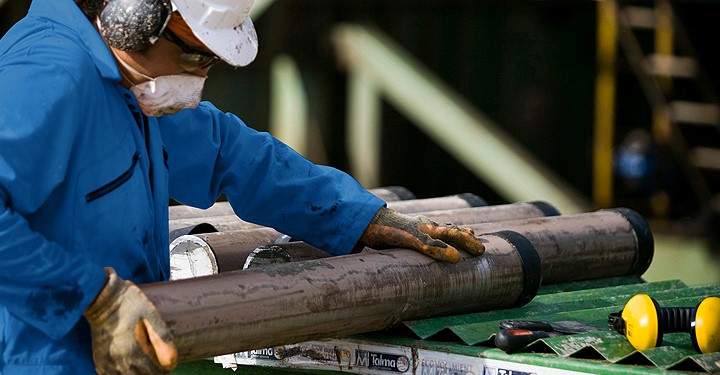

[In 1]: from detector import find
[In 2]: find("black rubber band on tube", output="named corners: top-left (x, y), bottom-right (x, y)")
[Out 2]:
top-left (457, 193), bottom-right (487, 207)
top-left (607, 208), bottom-right (654, 276)
top-left (492, 230), bottom-right (542, 307)
top-left (528, 201), bottom-right (561, 216)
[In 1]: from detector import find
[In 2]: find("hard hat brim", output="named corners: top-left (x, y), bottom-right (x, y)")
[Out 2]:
top-left (193, 17), bottom-right (258, 67)
top-left (173, 0), bottom-right (259, 67)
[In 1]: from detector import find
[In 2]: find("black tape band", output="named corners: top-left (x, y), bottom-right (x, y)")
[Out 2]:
top-left (457, 193), bottom-right (488, 208)
top-left (607, 208), bottom-right (655, 276)
top-left (492, 230), bottom-right (542, 307)
top-left (527, 201), bottom-right (561, 216)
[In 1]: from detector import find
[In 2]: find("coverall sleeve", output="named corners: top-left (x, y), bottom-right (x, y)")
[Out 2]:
top-left (159, 102), bottom-right (386, 254)
top-left (0, 61), bottom-right (107, 339)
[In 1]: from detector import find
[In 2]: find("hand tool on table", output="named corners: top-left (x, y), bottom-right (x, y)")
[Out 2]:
top-left (495, 319), bottom-right (603, 353)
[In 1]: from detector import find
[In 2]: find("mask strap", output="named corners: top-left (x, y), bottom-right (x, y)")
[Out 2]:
top-left (110, 47), bottom-right (158, 93)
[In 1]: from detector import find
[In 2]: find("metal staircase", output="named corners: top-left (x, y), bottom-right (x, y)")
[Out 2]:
top-left (616, 0), bottom-right (720, 223)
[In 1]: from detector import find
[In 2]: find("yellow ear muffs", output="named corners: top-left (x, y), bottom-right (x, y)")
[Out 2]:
top-left (692, 296), bottom-right (720, 354)
top-left (609, 294), bottom-right (720, 354)
top-left (622, 294), bottom-right (662, 350)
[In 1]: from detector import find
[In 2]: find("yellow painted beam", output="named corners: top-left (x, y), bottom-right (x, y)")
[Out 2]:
top-left (593, 0), bottom-right (618, 209)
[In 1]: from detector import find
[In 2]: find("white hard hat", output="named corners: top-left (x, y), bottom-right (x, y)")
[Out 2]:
top-left (171, 0), bottom-right (258, 67)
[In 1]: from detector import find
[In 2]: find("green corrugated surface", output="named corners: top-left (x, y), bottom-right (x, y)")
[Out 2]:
top-left (394, 278), bottom-right (720, 373)
top-left (400, 277), bottom-right (687, 343)
top-left (174, 277), bottom-right (720, 374)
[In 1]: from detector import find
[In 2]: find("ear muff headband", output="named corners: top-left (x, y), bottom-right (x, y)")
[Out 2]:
top-left (98, 0), bottom-right (172, 51)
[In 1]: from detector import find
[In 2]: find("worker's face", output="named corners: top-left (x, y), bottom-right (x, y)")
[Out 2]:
top-left (113, 31), bottom-right (215, 87)
top-left (109, 28), bottom-right (216, 116)
top-left (105, 14), bottom-right (221, 116)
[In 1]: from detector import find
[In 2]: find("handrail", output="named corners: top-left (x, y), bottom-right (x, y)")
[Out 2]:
top-left (331, 24), bottom-right (591, 214)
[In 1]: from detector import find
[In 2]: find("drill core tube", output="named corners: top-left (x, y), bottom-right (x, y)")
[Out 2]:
top-left (172, 208), bottom-right (652, 285)
top-left (465, 208), bottom-right (654, 284)
top-left (168, 193), bottom-right (484, 221)
top-left (168, 187), bottom-right (414, 220)
top-left (169, 228), bottom-right (284, 279)
top-left (142, 231), bottom-right (541, 362)
top-left (169, 202), bottom-right (560, 278)
top-left (168, 193), bottom-right (488, 241)
top-left (420, 201), bottom-right (559, 225)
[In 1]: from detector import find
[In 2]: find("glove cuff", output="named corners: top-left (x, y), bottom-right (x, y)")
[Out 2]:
top-left (83, 267), bottom-right (128, 323)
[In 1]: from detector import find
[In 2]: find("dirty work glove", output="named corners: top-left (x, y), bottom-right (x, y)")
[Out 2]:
top-left (84, 267), bottom-right (178, 375)
top-left (359, 207), bottom-right (485, 263)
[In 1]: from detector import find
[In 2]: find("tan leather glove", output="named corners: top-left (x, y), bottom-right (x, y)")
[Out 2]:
top-left (359, 206), bottom-right (485, 263)
top-left (84, 267), bottom-right (178, 375)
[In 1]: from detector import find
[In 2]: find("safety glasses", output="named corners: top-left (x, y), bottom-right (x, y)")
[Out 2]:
top-left (163, 28), bottom-right (220, 71)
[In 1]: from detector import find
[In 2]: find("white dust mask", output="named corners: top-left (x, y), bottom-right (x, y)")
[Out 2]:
top-left (113, 50), bottom-right (207, 117)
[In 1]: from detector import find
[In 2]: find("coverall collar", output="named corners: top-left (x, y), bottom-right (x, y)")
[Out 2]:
top-left (28, 0), bottom-right (121, 81)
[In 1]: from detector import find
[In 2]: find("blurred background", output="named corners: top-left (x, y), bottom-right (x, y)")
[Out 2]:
top-left (2, 0), bottom-right (719, 284)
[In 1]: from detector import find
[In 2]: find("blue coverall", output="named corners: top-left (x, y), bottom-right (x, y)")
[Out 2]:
top-left (0, 0), bottom-right (385, 373)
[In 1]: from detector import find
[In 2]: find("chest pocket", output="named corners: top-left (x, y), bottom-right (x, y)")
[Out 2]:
top-left (73, 129), bottom-right (153, 270)
top-left (85, 151), bottom-right (140, 202)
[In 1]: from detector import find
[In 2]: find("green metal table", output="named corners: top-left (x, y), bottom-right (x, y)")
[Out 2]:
top-left (173, 276), bottom-right (720, 374)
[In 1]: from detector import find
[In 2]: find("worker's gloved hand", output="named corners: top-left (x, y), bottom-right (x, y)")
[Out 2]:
top-left (84, 267), bottom-right (178, 375)
top-left (359, 207), bottom-right (485, 263)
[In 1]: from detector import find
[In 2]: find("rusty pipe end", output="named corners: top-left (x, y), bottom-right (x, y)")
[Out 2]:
top-left (169, 235), bottom-right (219, 280)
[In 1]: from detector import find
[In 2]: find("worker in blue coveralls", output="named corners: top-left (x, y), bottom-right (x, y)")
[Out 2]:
top-left (0, 0), bottom-right (485, 374)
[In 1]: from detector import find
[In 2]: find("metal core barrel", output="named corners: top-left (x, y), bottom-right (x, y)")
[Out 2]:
top-left (388, 193), bottom-right (487, 213)
top-left (169, 217), bottom-right (259, 243)
top-left (241, 242), bottom-right (335, 270)
top-left (168, 193), bottom-right (484, 221)
top-left (170, 228), bottom-right (283, 280)
top-left (142, 231), bottom-right (541, 362)
top-left (168, 193), bottom-right (487, 241)
top-left (168, 186), bottom-right (417, 221)
top-left (240, 209), bottom-right (652, 280)
top-left (169, 202), bottom-right (560, 279)
top-left (171, 207), bottom-right (653, 285)
top-left (420, 201), bottom-right (559, 225)
top-left (465, 208), bottom-right (654, 284)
